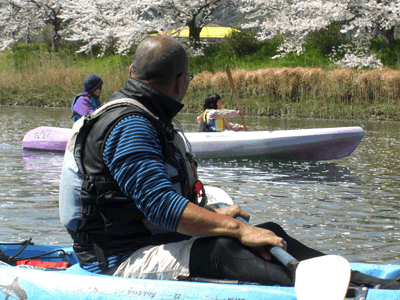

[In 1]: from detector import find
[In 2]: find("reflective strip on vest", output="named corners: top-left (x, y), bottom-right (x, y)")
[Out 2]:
top-left (203, 109), bottom-right (225, 132)
top-left (215, 118), bottom-right (225, 132)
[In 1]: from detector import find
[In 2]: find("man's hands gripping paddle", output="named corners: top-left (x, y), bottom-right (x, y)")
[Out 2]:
top-left (214, 204), bottom-right (287, 260)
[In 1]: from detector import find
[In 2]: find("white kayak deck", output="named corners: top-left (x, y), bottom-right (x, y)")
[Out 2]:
top-left (183, 126), bottom-right (365, 160)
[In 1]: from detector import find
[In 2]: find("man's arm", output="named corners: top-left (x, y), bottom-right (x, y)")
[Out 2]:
top-left (103, 115), bottom-right (190, 231)
top-left (104, 115), bottom-right (285, 259)
top-left (178, 202), bottom-right (286, 260)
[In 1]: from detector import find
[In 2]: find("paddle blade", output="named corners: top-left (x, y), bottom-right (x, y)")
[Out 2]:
top-left (203, 186), bottom-right (234, 206)
top-left (295, 255), bottom-right (350, 300)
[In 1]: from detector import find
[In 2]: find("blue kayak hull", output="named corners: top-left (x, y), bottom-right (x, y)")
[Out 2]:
top-left (1, 243), bottom-right (399, 300)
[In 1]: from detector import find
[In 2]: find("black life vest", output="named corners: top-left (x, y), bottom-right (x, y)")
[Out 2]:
top-left (70, 97), bottom-right (199, 271)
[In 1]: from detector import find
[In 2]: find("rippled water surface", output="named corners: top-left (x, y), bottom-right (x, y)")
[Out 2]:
top-left (0, 106), bottom-right (399, 265)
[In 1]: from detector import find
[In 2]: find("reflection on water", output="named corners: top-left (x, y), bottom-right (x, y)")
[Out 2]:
top-left (0, 106), bottom-right (399, 265)
top-left (198, 159), bottom-right (354, 183)
top-left (197, 157), bottom-right (400, 264)
top-left (22, 151), bottom-right (64, 183)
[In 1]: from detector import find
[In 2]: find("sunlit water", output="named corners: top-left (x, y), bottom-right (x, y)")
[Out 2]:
top-left (0, 105), bottom-right (399, 265)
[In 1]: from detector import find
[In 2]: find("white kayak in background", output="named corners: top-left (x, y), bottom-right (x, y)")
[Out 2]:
top-left (182, 126), bottom-right (365, 160)
top-left (22, 125), bottom-right (366, 161)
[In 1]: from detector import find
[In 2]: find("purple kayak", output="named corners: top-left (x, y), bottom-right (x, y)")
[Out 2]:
top-left (22, 126), bottom-right (71, 152)
top-left (22, 126), bottom-right (366, 161)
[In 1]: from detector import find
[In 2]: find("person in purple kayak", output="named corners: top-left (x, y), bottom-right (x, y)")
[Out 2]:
top-left (71, 74), bottom-right (103, 123)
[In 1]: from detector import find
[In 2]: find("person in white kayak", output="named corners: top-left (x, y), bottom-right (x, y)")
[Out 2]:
top-left (197, 94), bottom-right (247, 132)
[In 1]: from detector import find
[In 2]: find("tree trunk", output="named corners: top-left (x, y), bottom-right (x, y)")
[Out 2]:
top-left (52, 18), bottom-right (62, 52)
top-left (53, 33), bottom-right (60, 51)
top-left (381, 26), bottom-right (395, 50)
top-left (187, 19), bottom-right (202, 48)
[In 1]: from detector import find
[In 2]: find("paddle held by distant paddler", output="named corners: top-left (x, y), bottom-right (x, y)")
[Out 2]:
top-left (225, 64), bottom-right (248, 131)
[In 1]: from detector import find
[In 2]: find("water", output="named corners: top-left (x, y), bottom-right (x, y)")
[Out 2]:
top-left (0, 105), bottom-right (399, 265)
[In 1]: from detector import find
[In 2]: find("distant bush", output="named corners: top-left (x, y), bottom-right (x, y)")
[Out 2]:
top-left (1, 33), bottom-right (400, 121)
top-left (371, 39), bottom-right (400, 70)
top-left (306, 24), bottom-right (347, 54)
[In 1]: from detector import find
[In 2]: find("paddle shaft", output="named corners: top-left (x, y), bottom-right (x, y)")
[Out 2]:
top-left (114, 77), bottom-right (119, 93)
top-left (225, 65), bottom-right (248, 131)
top-left (214, 200), bottom-right (351, 300)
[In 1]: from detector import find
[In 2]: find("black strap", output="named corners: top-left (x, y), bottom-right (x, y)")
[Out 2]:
top-left (178, 276), bottom-right (261, 285)
top-left (92, 238), bottom-right (108, 272)
top-left (98, 207), bottom-right (145, 220)
top-left (0, 238), bottom-right (68, 266)
top-left (0, 249), bottom-right (16, 266)
top-left (70, 230), bottom-right (109, 272)
top-left (81, 205), bottom-right (145, 220)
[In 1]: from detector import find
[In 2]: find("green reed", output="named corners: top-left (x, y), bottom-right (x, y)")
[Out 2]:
top-left (1, 43), bottom-right (400, 121)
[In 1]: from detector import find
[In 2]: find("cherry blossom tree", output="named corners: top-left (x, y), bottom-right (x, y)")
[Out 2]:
top-left (0, 0), bottom-right (70, 51)
top-left (142, 0), bottom-right (239, 47)
top-left (60, 0), bottom-right (158, 55)
top-left (61, 0), bottom-right (238, 55)
top-left (30, 0), bottom-right (68, 50)
top-left (0, 0), bottom-right (43, 51)
top-left (240, 0), bottom-right (400, 68)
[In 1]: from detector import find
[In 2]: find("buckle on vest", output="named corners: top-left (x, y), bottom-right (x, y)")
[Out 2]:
top-left (76, 231), bottom-right (90, 243)
top-left (82, 205), bottom-right (96, 216)
top-left (82, 180), bottom-right (94, 192)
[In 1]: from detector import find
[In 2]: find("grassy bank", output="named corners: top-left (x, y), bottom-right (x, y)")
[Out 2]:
top-left (1, 38), bottom-right (400, 121)
top-left (187, 67), bottom-right (400, 120)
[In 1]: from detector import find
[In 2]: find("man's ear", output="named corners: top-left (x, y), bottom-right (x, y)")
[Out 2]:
top-left (128, 64), bottom-right (133, 76)
top-left (175, 73), bottom-right (186, 95)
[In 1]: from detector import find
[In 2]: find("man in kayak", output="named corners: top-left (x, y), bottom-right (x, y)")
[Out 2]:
top-left (197, 94), bottom-right (246, 132)
top-left (59, 36), bottom-right (399, 289)
top-left (71, 74), bottom-right (103, 123)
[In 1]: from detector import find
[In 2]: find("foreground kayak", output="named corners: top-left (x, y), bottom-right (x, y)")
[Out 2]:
top-left (0, 241), bottom-right (399, 300)
top-left (0, 188), bottom-right (398, 300)
top-left (22, 125), bottom-right (366, 161)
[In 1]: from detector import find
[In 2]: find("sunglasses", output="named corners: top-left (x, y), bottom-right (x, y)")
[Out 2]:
top-left (176, 72), bottom-right (194, 81)
top-left (186, 72), bottom-right (194, 81)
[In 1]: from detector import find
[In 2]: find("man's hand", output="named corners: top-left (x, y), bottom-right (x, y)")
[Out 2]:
top-left (214, 205), bottom-right (286, 260)
top-left (214, 205), bottom-right (250, 222)
top-left (178, 202), bottom-right (286, 261)
top-left (238, 224), bottom-right (287, 261)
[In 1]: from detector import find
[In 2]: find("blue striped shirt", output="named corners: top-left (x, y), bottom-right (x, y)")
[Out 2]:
top-left (81, 114), bottom-right (190, 273)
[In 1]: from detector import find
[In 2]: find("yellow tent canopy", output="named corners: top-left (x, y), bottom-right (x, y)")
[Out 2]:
top-left (154, 27), bottom-right (240, 38)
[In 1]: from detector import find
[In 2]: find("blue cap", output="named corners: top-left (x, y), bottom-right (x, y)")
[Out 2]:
top-left (83, 74), bottom-right (103, 93)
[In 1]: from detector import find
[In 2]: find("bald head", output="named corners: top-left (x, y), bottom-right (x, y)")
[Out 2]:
top-left (131, 36), bottom-right (189, 87)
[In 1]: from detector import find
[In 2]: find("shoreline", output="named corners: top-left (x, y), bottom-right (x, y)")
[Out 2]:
top-left (1, 67), bottom-right (399, 122)
top-left (2, 103), bottom-right (398, 122)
